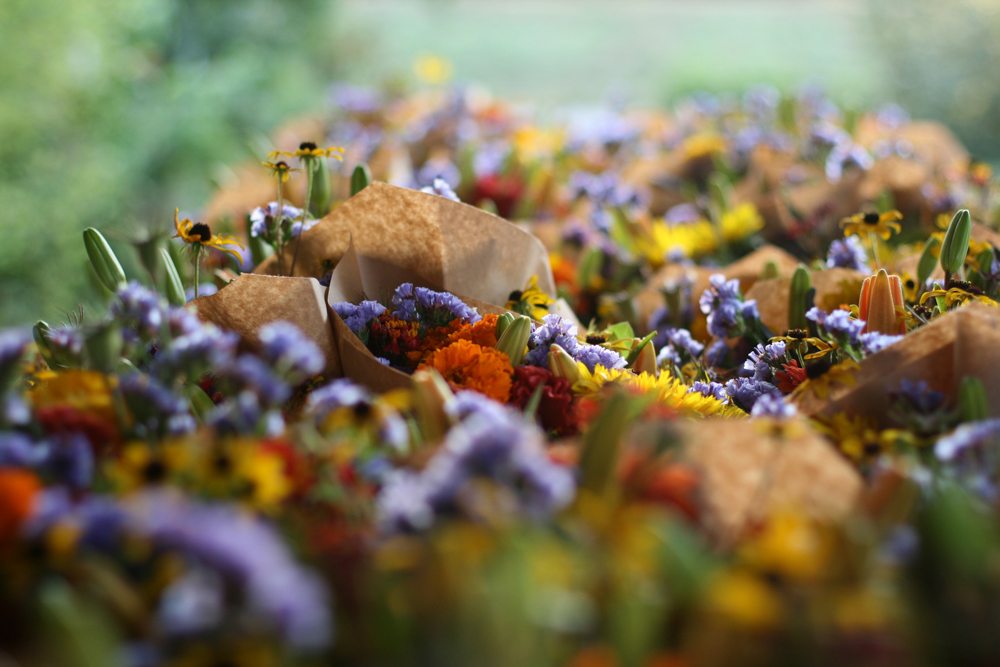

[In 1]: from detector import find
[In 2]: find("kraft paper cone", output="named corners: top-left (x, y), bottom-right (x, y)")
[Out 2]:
top-left (792, 303), bottom-right (1000, 422)
top-left (192, 273), bottom-right (341, 376)
top-left (258, 182), bottom-right (556, 306)
top-left (326, 243), bottom-right (512, 393)
top-left (678, 417), bottom-right (861, 545)
top-left (745, 268), bottom-right (866, 335)
top-left (634, 244), bottom-right (800, 332)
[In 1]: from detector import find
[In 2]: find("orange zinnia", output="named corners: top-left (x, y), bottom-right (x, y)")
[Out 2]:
top-left (0, 469), bottom-right (41, 545)
top-left (419, 339), bottom-right (513, 403)
top-left (447, 313), bottom-right (500, 348)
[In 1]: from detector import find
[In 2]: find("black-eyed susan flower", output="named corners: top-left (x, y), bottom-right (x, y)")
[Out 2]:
top-left (173, 210), bottom-right (243, 263)
top-left (269, 141), bottom-right (345, 162)
top-left (919, 283), bottom-right (997, 310)
top-left (840, 210), bottom-right (903, 241)
top-left (506, 275), bottom-right (553, 320)
top-left (261, 159), bottom-right (298, 183)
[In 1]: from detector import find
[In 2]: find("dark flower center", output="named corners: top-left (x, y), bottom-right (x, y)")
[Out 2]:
top-left (863, 212), bottom-right (881, 225)
top-left (784, 328), bottom-right (808, 339)
top-left (586, 333), bottom-right (608, 345)
top-left (190, 222), bottom-right (212, 242)
top-left (352, 401), bottom-right (373, 419)
top-left (299, 141), bottom-right (318, 151)
top-left (508, 290), bottom-right (523, 301)
top-left (142, 458), bottom-right (168, 484)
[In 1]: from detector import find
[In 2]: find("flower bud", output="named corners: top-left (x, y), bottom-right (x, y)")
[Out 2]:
top-left (859, 269), bottom-right (905, 335)
top-left (940, 209), bottom-right (971, 278)
top-left (495, 312), bottom-right (516, 339)
top-left (350, 163), bottom-right (371, 197)
top-left (547, 344), bottom-right (581, 385)
top-left (788, 264), bottom-right (812, 330)
top-left (83, 227), bottom-right (127, 293)
top-left (628, 338), bottom-right (658, 376)
top-left (309, 157), bottom-right (332, 218)
top-left (411, 368), bottom-right (455, 444)
top-left (495, 314), bottom-right (532, 366)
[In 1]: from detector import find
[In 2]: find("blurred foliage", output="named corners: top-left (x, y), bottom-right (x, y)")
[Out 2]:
top-left (0, 0), bottom-right (340, 326)
top-left (867, 0), bottom-right (1000, 161)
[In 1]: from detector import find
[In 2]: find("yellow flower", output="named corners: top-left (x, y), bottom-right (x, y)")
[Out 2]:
top-left (573, 364), bottom-right (744, 419)
top-left (260, 159), bottom-right (298, 183)
top-left (173, 209), bottom-right (243, 262)
top-left (740, 512), bottom-right (831, 582)
top-left (506, 275), bottom-right (554, 320)
top-left (644, 218), bottom-right (719, 263)
top-left (512, 125), bottom-right (565, 161)
top-left (197, 440), bottom-right (290, 510)
top-left (108, 440), bottom-right (189, 492)
top-left (413, 54), bottom-right (453, 85)
top-left (704, 569), bottom-right (781, 629)
top-left (30, 370), bottom-right (116, 422)
top-left (680, 132), bottom-right (726, 160)
top-left (919, 286), bottom-right (997, 310)
top-left (719, 203), bottom-right (764, 242)
top-left (268, 141), bottom-right (345, 162)
top-left (814, 412), bottom-right (885, 461)
top-left (840, 210), bottom-right (903, 240)
top-left (789, 358), bottom-right (858, 400)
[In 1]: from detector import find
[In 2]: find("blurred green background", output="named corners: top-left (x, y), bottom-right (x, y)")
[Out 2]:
top-left (2, 0), bottom-right (998, 327)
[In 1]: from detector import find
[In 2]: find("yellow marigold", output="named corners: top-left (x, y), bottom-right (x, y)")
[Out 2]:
top-left (573, 364), bottom-right (744, 419)
top-left (448, 313), bottom-right (500, 348)
top-left (30, 370), bottom-right (116, 422)
top-left (419, 339), bottom-right (513, 403)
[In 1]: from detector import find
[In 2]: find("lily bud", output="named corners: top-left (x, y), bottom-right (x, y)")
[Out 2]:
top-left (495, 314), bottom-right (532, 366)
top-left (83, 227), bottom-right (127, 293)
top-left (547, 344), bottom-right (581, 385)
top-left (495, 311), bottom-right (517, 339)
top-left (309, 157), bottom-right (332, 218)
top-left (788, 264), bottom-right (812, 330)
top-left (350, 163), bottom-right (371, 197)
top-left (628, 338), bottom-right (658, 376)
top-left (411, 369), bottom-right (455, 444)
top-left (859, 269), bottom-right (905, 335)
top-left (940, 209), bottom-right (971, 278)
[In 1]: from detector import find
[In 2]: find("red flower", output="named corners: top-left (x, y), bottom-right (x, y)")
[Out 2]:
top-left (774, 360), bottom-right (807, 394)
top-left (509, 365), bottom-right (578, 436)
top-left (472, 173), bottom-right (525, 219)
top-left (35, 406), bottom-right (119, 455)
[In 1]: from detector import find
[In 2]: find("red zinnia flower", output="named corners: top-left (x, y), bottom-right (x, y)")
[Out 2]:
top-left (509, 365), bottom-right (578, 436)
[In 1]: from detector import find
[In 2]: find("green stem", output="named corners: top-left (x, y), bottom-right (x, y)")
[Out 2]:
top-left (868, 232), bottom-right (880, 270)
top-left (275, 179), bottom-right (286, 275)
top-left (290, 159), bottom-right (314, 276)
top-left (193, 244), bottom-right (203, 299)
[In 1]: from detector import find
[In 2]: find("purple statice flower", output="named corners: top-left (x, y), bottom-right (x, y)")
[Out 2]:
top-left (250, 201), bottom-right (302, 240)
top-left (390, 283), bottom-right (480, 326)
top-left (207, 392), bottom-right (284, 437)
top-left (807, 307), bottom-right (864, 346)
top-left (742, 341), bottom-right (787, 381)
top-left (523, 314), bottom-right (626, 372)
top-left (0, 329), bottom-right (30, 376)
top-left (826, 235), bottom-right (869, 271)
top-left (48, 325), bottom-right (84, 360)
top-left (2, 395), bottom-right (30, 426)
top-left (566, 108), bottom-right (638, 148)
top-left (667, 328), bottom-right (704, 359)
top-left (306, 379), bottom-right (407, 452)
top-left (725, 377), bottom-right (781, 413)
top-left (750, 393), bottom-right (797, 419)
top-left (935, 419), bottom-right (1000, 461)
top-left (664, 203), bottom-right (702, 224)
top-left (151, 326), bottom-right (238, 382)
top-left (825, 142), bottom-right (873, 182)
top-left (127, 491), bottom-right (332, 650)
top-left (329, 83), bottom-right (382, 115)
top-left (157, 567), bottom-right (224, 637)
top-left (184, 284), bottom-right (217, 301)
top-left (258, 321), bottom-right (324, 384)
top-left (416, 159), bottom-right (460, 190)
top-left (332, 300), bottom-right (386, 336)
top-left (705, 339), bottom-right (729, 367)
top-left (0, 431), bottom-right (46, 468)
top-left (420, 177), bottom-right (461, 202)
top-left (859, 332), bottom-right (902, 356)
top-left (377, 397), bottom-right (574, 532)
top-left (656, 345), bottom-right (681, 369)
top-left (118, 374), bottom-right (195, 438)
top-left (700, 274), bottom-right (755, 339)
top-left (689, 381), bottom-right (728, 403)
top-left (112, 283), bottom-right (164, 342)
top-left (43, 433), bottom-right (94, 491)
top-left (165, 306), bottom-right (202, 338)
top-left (217, 355), bottom-right (290, 408)
top-left (895, 379), bottom-right (945, 413)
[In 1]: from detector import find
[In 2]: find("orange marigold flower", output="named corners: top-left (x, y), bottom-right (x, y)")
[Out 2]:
top-left (419, 339), bottom-right (513, 403)
top-left (0, 469), bottom-right (41, 545)
top-left (448, 313), bottom-right (500, 348)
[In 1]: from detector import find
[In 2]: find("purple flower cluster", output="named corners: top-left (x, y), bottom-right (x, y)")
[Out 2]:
top-left (699, 274), bottom-right (759, 339)
top-left (112, 283), bottom-right (164, 342)
top-left (306, 378), bottom-right (408, 452)
top-left (742, 341), bottom-right (787, 381)
top-left (750, 392), bottom-right (797, 419)
top-left (258, 321), bottom-right (325, 384)
top-left (119, 373), bottom-right (196, 437)
top-left (390, 283), bottom-right (481, 327)
top-left (333, 300), bottom-right (386, 336)
top-left (420, 177), bottom-right (461, 202)
top-left (0, 432), bottom-right (93, 491)
top-left (524, 314), bottom-right (626, 372)
top-left (859, 331), bottom-right (902, 356)
top-left (249, 202), bottom-right (314, 241)
top-left (807, 307), bottom-right (864, 346)
top-left (725, 376), bottom-right (781, 413)
top-left (689, 380), bottom-right (728, 403)
top-left (377, 395), bottom-right (574, 532)
top-left (935, 419), bottom-right (1000, 461)
top-left (826, 236), bottom-right (869, 271)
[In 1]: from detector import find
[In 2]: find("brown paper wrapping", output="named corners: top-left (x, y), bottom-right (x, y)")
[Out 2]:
top-left (258, 182), bottom-right (556, 304)
top-left (677, 417), bottom-right (861, 544)
top-left (744, 268), bottom-right (866, 335)
top-left (192, 273), bottom-right (340, 376)
top-left (793, 303), bottom-right (1000, 422)
top-left (635, 245), bottom-right (800, 333)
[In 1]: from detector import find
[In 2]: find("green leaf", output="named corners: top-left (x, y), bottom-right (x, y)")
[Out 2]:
top-left (159, 247), bottom-right (187, 307)
top-left (917, 237), bottom-right (940, 287)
